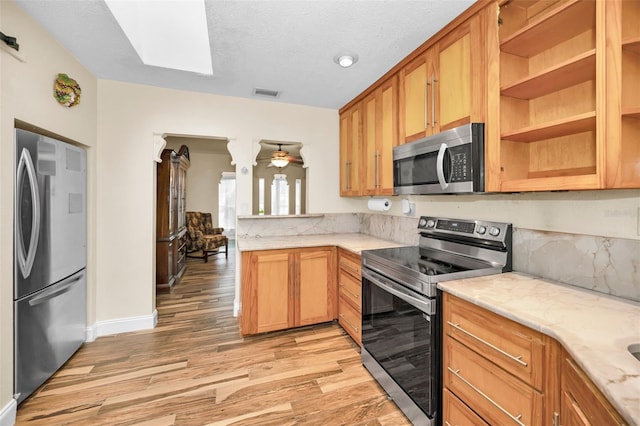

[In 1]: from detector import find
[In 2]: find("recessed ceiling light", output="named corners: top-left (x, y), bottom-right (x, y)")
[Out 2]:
top-left (334, 54), bottom-right (358, 68)
top-left (105, 0), bottom-right (213, 75)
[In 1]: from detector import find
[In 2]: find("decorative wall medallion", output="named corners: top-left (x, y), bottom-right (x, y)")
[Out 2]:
top-left (54, 73), bottom-right (81, 107)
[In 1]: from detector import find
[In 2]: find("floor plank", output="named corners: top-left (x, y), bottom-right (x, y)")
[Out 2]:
top-left (15, 242), bottom-right (410, 425)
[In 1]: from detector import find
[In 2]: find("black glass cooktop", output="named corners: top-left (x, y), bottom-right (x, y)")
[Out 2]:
top-left (364, 245), bottom-right (474, 276)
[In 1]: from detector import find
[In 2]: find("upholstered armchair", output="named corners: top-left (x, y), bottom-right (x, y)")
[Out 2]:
top-left (185, 212), bottom-right (228, 262)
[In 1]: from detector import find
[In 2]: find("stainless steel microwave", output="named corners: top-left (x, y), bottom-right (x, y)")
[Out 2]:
top-left (393, 123), bottom-right (485, 195)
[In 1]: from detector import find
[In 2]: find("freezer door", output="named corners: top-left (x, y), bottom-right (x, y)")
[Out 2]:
top-left (14, 269), bottom-right (86, 404)
top-left (15, 129), bottom-right (87, 299)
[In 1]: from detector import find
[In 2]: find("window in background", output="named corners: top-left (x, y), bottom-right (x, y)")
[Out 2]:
top-left (258, 178), bottom-right (265, 215)
top-left (271, 174), bottom-right (289, 215)
top-left (295, 179), bottom-right (302, 215)
top-left (218, 172), bottom-right (236, 239)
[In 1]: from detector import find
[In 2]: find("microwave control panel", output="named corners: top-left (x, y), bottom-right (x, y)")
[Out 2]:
top-left (449, 146), bottom-right (471, 183)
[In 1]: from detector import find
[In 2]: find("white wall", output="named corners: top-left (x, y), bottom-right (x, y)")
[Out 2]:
top-left (360, 189), bottom-right (640, 240)
top-left (96, 79), bottom-right (347, 326)
top-left (0, 0), bottom-right (97, 417)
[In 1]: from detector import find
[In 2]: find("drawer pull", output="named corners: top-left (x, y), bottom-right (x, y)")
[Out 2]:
top-left (340, 261), bottom-right (360, 275)
top-left (339, 312), bottom-right (359, 332)
top-left (339, 284), bottom-right (360, 301)
top-left (448, 367), bottom-right (525, 426)
top-left (447, 321), bottom-right (528, 367)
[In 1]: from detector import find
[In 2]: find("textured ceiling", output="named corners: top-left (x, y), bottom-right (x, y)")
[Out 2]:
top-left (16, 0), bottom-right (475, 109)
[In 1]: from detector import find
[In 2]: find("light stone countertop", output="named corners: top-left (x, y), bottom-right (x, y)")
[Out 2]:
top-left (438, 272), bottom-right (640, 426)
top-left (236, 233), bottom-right (407, 254)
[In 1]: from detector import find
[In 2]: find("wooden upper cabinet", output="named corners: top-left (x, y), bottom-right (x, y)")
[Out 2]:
top-left (399, 13), bottom-right (484, 145)
top-left (496, 0), bottom-right (602, 191)
top-left (339, 103), bottom-right (363, 196)
top-left (438, 19), bottom-right (474, 130)
top-left (606, 0), bottom-right (640, 188)
top-left (400, 48), bottom-right (439, 143)
top-left (363, 76), bottom-right (398, 195)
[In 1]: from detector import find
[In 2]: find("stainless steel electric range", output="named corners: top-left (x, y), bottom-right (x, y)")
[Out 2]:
top-left (361, 216), bottom-right (512, 425)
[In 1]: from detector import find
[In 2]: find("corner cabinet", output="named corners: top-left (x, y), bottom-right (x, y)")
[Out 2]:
top-left (156, 145), bottom-right (190, 291)
top-left (240, 247), bottom-right (337, 335)
top-left (560, 350), bottom-right (626, 425)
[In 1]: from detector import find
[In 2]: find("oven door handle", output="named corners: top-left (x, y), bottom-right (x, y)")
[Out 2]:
top-left (363, 268), bottom-right (435, 315)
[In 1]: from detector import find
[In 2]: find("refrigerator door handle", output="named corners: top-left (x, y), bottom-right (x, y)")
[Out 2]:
top-left (16, 147), bottom-right (41, 279)
top-left (28, 273), bottom-right (82, 307)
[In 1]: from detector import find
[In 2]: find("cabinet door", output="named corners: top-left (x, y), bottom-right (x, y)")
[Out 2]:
top-left (363, 76), bottom-right (398, 195)
top-left (241, 250), bottom-right (294, 335)
top-left (438, 22), bottom-right (472, 130)
top-left (339, 103), bottom-right (363, 196)
top-left (560, 354), bottom-right (625, 425)
top-left (401, 52), bottom-right (433, 142)
top-left (297, 247), bottom-right (337, 326)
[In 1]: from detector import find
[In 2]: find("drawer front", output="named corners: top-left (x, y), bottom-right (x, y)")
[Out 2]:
top-left (444, 293), bottom-right (544, 389)
top-left (339, 269), bottom-right (361, 309)
top-left (339, 295), bottom-right (361, 345)
top-left (443, 388), bottom-right (489, 426)
top-left (338, 249), bottom-right (361, 279)
top-left (444, 337), bottom-right (543, 426)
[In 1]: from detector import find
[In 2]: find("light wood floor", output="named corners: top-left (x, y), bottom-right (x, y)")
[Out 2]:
top-left (16, 244), bottom-right (410, 425)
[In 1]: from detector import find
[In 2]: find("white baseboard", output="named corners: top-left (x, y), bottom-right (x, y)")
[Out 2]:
top-left (0, 398), bottom-right (16, 426)
top-left (85, 310), bottom-right (157, 341)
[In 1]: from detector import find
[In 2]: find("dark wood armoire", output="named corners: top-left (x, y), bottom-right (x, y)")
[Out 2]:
top-left (156, 145), bottom-right (190, 291)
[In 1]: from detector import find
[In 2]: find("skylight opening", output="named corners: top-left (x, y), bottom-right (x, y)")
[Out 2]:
top-left (105, 0), bottom-right (213, 75)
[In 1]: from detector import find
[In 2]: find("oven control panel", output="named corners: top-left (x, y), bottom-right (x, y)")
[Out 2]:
top-left (418, 216), bottom-right (511, 244)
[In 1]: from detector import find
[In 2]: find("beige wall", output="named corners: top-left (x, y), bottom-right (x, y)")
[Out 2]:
top-left (165, 140), bottom-right (234, 226)
top-left (96, 79), bottom-right (345, 324)
top-left (0, 0), bottom-right (97, 414)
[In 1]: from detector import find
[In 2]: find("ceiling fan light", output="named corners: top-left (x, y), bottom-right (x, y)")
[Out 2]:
top-left (271, 146), bottom-right (290, 168)
top-left (271, 157), bottom-right (289, 168)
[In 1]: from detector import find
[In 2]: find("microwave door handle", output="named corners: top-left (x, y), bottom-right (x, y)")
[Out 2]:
top-left (436, 143), bottom-right (449, 190)
top-left (16, 148), bottom-right (41, 279)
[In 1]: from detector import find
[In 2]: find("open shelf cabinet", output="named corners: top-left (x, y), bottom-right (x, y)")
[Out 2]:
top-left (498, 0), bottom-right (601, 191)
top-left (610, 0), bottom-right (640, 187)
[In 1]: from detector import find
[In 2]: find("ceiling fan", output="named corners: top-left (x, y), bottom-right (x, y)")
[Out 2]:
top-left (271, 144), bottom-right (290, 168)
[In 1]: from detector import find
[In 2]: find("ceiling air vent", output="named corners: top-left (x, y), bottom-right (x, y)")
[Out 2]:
top-left (253, 88), bottom-right (280, 98)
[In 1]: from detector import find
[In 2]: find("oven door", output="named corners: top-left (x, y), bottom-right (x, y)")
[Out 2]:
top-left (361, 267), bottom-right (438, 423)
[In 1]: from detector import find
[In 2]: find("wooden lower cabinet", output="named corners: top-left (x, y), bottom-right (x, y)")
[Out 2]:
top-left (337, 249), bottom-right (362, 345)
top-left (443, 293), bottom-right (626, 426)
top-left (560, 352), bottom-right (626, 426)
top-left (444, 336), bottom-right (543, 425)
top-left (443, 388), bottom-right (488, 426)
top-left (240, 247), bottom-right (337, 335)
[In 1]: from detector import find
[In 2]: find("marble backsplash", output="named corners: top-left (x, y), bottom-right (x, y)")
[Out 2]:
top-left (512, 229), bottom-right (640, 303)
top-left (238, 213), bottom-right (639, 302)
top-left (237, 213), bottom-right (361, 238)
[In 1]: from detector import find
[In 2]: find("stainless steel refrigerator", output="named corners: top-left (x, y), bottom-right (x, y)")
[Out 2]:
top-left (14, 128), bottom-right (87, 404)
